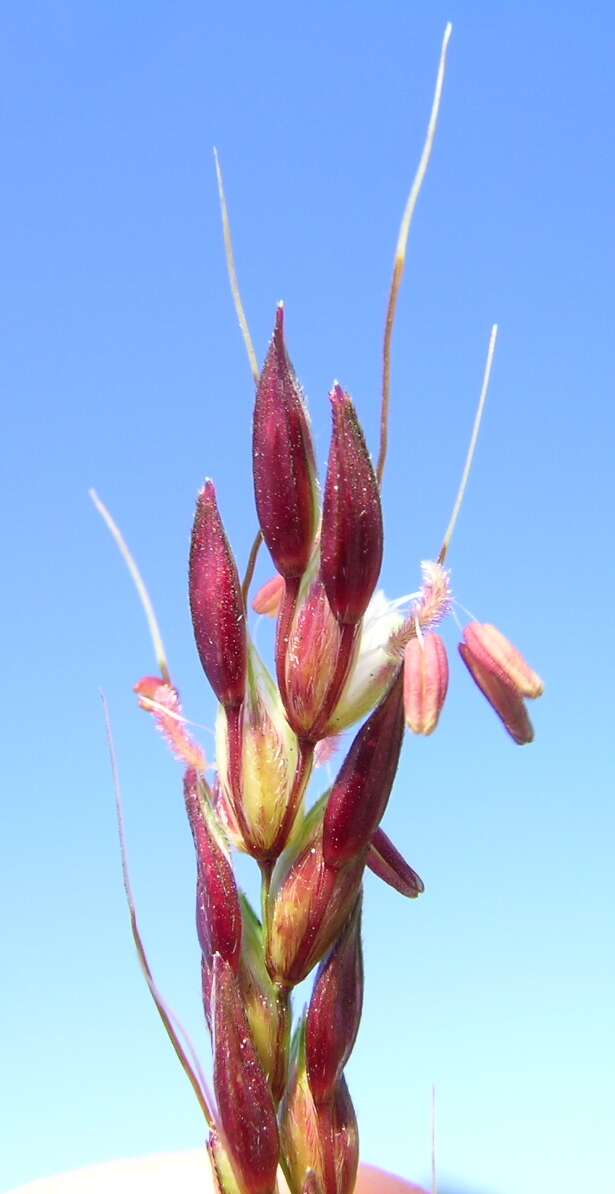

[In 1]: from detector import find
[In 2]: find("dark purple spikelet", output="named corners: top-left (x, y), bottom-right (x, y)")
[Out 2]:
top-left (318, 1076), bottom-right (359, 1194)
top-left (267, 805), bottom-right (364, 986)
top-left (237, 895), bottom-right (290, 1103)
top-left (189, 480), bottom-right (247, 708)
top-left (367, 827), bottom-right (424, 899)
top-left (253, 306), bottom-right (318, 579)
top-left (320, 385), bottom-right (383, 625)
top-left (306, 898), bottom-right (363, 1105)
top-left (212, 954), bottom-right (280, 1194)
top-left (184, 769), bottom-right (242, 974)
top-left (323, 674), bottom-right (405, 869)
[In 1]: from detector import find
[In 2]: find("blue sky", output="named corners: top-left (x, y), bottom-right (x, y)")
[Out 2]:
top-left (1, 3), bottom-right (613, 1192)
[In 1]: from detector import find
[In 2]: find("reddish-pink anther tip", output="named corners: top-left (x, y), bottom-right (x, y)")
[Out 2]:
top-left (320, 385), bottom-right (383, 625)
top-left (252, 573), bottom-right (285, 617)
top-left (134, 675), bottom-right (166, 704)
top-left (134, 676), bottom-right (207, 771)
top-left (403, 633), bottom-right (449, 735)
top-left (189, 481), bottom-right (246, 708)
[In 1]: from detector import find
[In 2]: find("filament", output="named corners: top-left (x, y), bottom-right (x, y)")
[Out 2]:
top-left (438, 323), bottom-right (499, 564)
top-left (213, 151), bottom-right (264, 594)
top-left (89, 489), bottom-right (171, 683)
top-left (377, 22), bottom-right (453, 487)
top-left (213, 147), bottom-right (260, 385)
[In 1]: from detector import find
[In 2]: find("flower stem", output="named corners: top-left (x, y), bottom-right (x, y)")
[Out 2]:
top-left (260, 857), bottom-right (274, 932)
top-left (271, 983), bottom-right (291, 1106)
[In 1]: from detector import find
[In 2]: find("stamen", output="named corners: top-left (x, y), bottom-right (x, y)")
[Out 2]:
top-left (377, 22), bottom-right (453, 488)
top-left (450, 606), bottom-right (463, 634)
top-left (89, 489), bottom-right (171, 683)
top-left (438, 323), bottom-right (499, 564)
top-left (453, 598), bottom-right (480, 624)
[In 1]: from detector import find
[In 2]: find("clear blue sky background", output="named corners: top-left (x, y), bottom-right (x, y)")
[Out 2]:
top-left (1, 4), bottom-right (613, 1193)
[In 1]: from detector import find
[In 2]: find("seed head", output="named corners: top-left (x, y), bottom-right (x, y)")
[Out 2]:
top-left (216, 648), bottom-right (300, 857)
top-left (267, 799), bottom-right (364, 986)
top-left (283, 574), bottom-right (346, 738)
top-left (184, 769), bottom-right (242, 973)
top-left (306, 898), bottom-right (363, 1105)
top-left (189, 481), bottom-right (247, 708)
top-left (317, 1076), bottom-right (359, 1194)
top-left (280, 1017), bottom-right (323, 1192)
top-left (323, 674), bottom-right (405, 869)
top-left (280, 1017), bottom-right (359, 1194)
top-left (320, 385), bottom-right (383, 626)
top-left (212, 954), bottom-right (280, 1194)
top-left (253, 306), bottom-right (318, 579)
top-left (238, 895), bottom-right (290, 1101)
